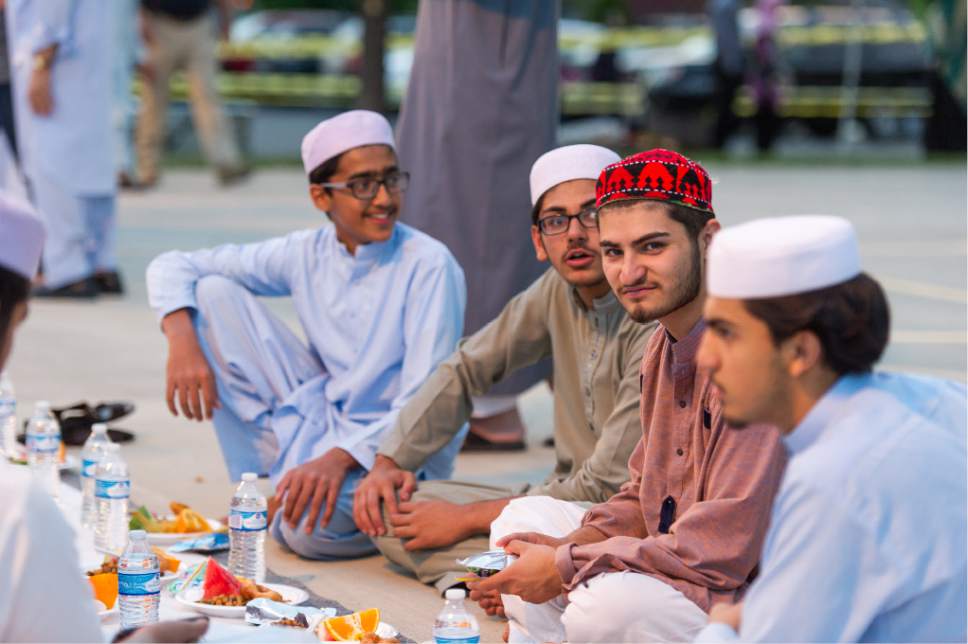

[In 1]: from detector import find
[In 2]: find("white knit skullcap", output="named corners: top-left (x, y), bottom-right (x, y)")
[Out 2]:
top-left (529, 144), bottom-right (620, 206)
top-left (301, 110), bottom-right (395, 175)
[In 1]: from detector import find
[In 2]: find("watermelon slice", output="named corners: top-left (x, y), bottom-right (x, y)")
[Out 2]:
top-left (201, 557), bottom-right (242, 600)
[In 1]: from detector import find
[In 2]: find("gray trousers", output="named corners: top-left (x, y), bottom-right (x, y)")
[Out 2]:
top-left (373, 479), bottom-right (523, 593)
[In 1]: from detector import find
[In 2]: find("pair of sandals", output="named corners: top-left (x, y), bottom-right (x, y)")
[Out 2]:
top-left (18, 401), bottom-right (136, 446)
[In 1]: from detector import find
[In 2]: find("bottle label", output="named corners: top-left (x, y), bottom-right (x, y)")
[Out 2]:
top-left (25, 432), bottom-right (60, 454)
top-left (81, 458), bottom-right (98, 478)
top-left (229, 509), bottom-right (268, 532)
top-left (118, 571), bottom-right (161, 596)
top-left (95, 479), bottom-right (130, 499)
top-left (434, 637), bottom-right (480, 644)
top-left (0, 398), bottom-right (14, 416)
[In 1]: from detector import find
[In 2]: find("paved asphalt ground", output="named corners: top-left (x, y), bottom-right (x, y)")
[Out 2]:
top-left (7, 161), bottom-right (966, 641)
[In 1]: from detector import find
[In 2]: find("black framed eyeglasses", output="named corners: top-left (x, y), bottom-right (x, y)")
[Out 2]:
top-left (319, 170), bottom-right (410, 200)
top-left (537, 207), bottom-right (598, 235)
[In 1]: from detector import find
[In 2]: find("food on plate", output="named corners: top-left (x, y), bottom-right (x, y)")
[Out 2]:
top-left (88, 572), bottom-right (118, 610)
top-left (86, 554), bottom-right (118, 576)
top-left (319, 608), bottom-right (392, 642)
top-left (275, 616), bottom-right (310, 628)
top-left (199, 557), bottom-right (283, 606)
top-left (129, 502), bottom-right (212, 534)
top-left (358, 634), bottom-right (399, 644)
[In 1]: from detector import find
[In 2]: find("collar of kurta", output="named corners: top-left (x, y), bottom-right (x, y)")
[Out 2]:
top-left (569, 286), bottom-right (623, 315)
top-left (667, 318), bottom-right (706, 366)
top-left (784, 373), bottom-right (865, 454)
top-left (332, 226), bottom-right (398, 266)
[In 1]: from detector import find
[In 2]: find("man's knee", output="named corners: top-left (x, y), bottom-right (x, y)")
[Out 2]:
top-left (562, 572), bottom-right (705, 643)
top-left (490, 496), bottom-right (559, 545)
top-left (272, 509), bottom-right (375, 560)
top-left (194, 274), bottom-right (247, 312)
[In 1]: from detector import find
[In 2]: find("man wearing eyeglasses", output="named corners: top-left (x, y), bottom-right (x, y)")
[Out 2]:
top-left (145, 111), bottom-right (467, 559)
top-left (353, 144), bottom-right (655, 595)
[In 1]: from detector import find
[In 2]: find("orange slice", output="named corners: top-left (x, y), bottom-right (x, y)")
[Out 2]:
top-left (321, 608), bottom-right (381, 641)
top-left (89, 572), bottom-right (118, 609)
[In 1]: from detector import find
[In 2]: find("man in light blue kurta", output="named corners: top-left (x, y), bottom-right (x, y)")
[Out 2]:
top-left (146, 111), bottom-right (466, 559)
top-left (696, 215), bottom-right (967, 642)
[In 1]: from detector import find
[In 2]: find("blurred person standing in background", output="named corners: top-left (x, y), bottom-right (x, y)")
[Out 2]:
top-left (6, 0), bottom-right (123, 298)
top-left (136, 0), bottom-right (249, 188)
top-left (708, 0), bottom-right (744, 149)
top-left (112, 0), bottom-right (141, 188)
top-left (396, 0), bottom-right (559, 450)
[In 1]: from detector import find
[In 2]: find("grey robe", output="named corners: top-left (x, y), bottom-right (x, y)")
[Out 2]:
top-left (396, 0), bottom-right (559, 395)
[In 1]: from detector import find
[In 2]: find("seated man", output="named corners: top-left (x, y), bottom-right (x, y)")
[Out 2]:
top-left (696, 216), bottom-right (967, 642)
top-left (471, 150), bottom-right (788, 643)
top-left (145, 111), bottom-right (466, 559)
top-left (352, 144), bottom-right (655, 592)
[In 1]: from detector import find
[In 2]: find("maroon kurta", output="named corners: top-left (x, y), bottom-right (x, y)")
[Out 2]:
top-left (554, 320), bottom-right (787, 611)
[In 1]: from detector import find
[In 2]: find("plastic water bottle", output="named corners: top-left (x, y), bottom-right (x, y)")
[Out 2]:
top-left (95, 443), bottom-right (129, 553)
top-left (25, 400), bottom-right (60, 502)
top-left (433, 589), bottom-right (480, 644)
top-left (228, 471), bottom-right (267, 582)
top-left (80, 423), bottom-right (111, 529)
top-left (118, 529), bottom-right (160, 628)
top-left (0, 372), bottom-right (16, 458)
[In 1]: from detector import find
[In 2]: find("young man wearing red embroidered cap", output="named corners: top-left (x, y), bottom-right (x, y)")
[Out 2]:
top-left (146, 110), bottom-right (466, 560)
top-left (471, 150), bottom-right (787, 643)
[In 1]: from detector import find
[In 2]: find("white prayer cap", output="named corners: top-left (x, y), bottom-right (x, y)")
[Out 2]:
top-left (529, 144), bottom-right (620, 206)
top-left (301, 110), bottom-right (395, 175)
top-left (0, 193), bottom-right (45, 280)
top-left (708, 215), bottom-right (861, 299)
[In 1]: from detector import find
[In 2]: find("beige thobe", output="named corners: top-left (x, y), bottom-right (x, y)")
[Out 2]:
top-left (375, 268), bottom-right (654, 590)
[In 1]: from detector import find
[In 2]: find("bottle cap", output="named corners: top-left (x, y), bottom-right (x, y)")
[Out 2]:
top-left (92, 423), bottom-right (108, 434)
top-left (241, 472), bottom-right (258, 482)
top-left (129, 529), bottom-right (146, 540)
top-left (445, 588), bottom-right (466, 600)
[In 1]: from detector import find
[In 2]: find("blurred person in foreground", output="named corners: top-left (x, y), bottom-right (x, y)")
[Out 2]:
top-left (470, 150), bottom-right (787, 643)
top-left (396, 0), bottom-right (560, 450)
top-left (6, 0), bottom-right (123, 297)
top-left (695, 216), bottom-right (967, 642)
top-left (355, 145), bottom-right (654, 594)
top-left (136, 0), bottom-right (248, 187)
top-left (0, 194), bottom-right (207, 642)
top-left (146, 111), bottom-right (466, 560)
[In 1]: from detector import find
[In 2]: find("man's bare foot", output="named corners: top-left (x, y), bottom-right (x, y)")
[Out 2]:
top-left (464, 408), bottom-right (526, 451)
top-left (267, 495), bottom-right (281, 525)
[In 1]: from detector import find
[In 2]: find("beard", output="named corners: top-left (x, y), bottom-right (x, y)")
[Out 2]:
top-left (625, 239), bottom-right (702, 324)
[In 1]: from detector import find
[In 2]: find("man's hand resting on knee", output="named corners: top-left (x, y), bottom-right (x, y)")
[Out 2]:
top-left (389, 496), bottom-right (513, 551)
top-left (162, 309), bottom-right (220, 421)
top-left (276, 448), bottom-right (360, 534)
top-left (353, 454), bottom-right (417, 537)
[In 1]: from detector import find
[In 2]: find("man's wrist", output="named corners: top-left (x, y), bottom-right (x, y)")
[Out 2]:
top-left (373, 453), bottom-right (401, 471)
top-left (331, 447), bottom-right (360, 469)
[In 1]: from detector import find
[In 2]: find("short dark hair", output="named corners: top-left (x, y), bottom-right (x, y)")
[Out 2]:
top-left (308, 152), bottom-right (343, 187)
top-left (0, 265), bottom-right (30, 347)
top-left (531, 194), bottom-right (546, 225)
top-left (742, 273), bottom-right (890, 375)
top-left (598, 199), bottom-right (715, 239)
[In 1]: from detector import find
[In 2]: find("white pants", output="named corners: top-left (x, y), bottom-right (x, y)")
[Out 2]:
top-left (491, 496), bottom-right (708, 643)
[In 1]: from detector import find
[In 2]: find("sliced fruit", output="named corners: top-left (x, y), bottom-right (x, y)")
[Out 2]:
top-left (321, 608), bottom-right (381, 641)
top-left (201, 557), bottom-right (242, 601)
top-left (89, 572), bottom-right (118, 609)
top-left (169, 501), bottom-right (188, 515)
top-left (151, 546), bottom-right (180, 574)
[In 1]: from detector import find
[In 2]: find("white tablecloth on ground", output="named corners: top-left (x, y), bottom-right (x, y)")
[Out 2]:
top-left (59, 483), bottom-right (315, 643)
